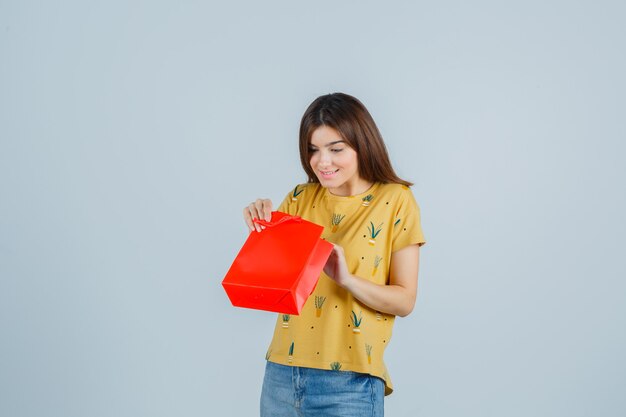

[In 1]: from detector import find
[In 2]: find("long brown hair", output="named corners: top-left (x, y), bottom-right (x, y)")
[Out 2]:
top-left (299, 92), bottom-right (412, 187)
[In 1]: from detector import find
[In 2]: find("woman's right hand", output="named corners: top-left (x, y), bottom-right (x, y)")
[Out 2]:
top-left (243, 199), bottom-right (273, 232)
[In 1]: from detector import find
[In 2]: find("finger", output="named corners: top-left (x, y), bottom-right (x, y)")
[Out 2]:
top-left (247, 203), bottom-right (263, 232)
top-left (253, 199), bottom-right (273, 226)
top-left (262, 199), bottom-right (273, 222)
top-left (243, 206), bottom-right (257, 232)
top-left (252, 199), bottom-right (267, 231)
top-left (253, 199), bottom-right (264, 221)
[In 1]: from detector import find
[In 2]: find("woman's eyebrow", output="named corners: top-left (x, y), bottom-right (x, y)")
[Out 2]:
top-left (326, 140), bottom-right (345, 147)
top-left (310, 140), bottom-right (345, 148)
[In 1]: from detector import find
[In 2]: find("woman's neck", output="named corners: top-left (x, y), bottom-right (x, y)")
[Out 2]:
top-left (326, 178), bottom-right (374, 197)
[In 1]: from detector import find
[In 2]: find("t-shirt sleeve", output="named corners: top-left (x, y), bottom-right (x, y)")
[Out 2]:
top-left (391, 187), bottom-right (426, 252)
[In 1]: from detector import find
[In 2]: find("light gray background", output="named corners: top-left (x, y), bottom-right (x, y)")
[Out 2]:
top-left (1, 1), bottom-right (625, 416)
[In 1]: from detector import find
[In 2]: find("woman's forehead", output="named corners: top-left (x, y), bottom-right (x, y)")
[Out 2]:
top-left (310, 126), bottom-right (344, 146)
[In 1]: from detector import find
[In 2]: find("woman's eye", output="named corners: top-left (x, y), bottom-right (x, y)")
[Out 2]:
top-left (308, 148), bottom-right (318, 153)
top-left (331, 148), bottom-right (344, 153)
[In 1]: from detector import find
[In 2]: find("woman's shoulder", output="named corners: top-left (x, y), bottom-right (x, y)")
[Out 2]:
top-left (288, 182), bottom-right (321, 194)
top-left (373, 183), bottom-right (422, 212)
top-left (283, 182), bottom-right (323, 202)
top-left (376, 183), bottom-right (414, 199)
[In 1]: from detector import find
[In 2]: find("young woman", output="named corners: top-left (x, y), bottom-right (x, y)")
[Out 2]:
top-left (243, 92), bottom-right (426, 417)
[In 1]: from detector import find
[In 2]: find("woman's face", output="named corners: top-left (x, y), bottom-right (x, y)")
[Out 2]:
top-left (309, 126), bottom-right (367, 196)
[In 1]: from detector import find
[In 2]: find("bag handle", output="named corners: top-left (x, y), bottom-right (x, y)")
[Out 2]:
top-left (253, 214), bottom-right (302, 228)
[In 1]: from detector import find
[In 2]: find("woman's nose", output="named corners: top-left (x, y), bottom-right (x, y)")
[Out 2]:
top-left (318, 150), bottom-right (332, 165)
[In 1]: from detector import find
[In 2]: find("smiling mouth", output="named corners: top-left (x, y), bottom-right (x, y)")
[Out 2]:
top-left (320, 169), bottom-right (339, 175)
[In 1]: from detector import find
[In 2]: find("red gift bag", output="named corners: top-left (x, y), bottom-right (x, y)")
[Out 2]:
top-left (222, 211), bottom-right (333, 315)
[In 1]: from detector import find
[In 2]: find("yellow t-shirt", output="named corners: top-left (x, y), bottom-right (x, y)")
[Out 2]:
top-left (265, 182), bottom-right (426, 395)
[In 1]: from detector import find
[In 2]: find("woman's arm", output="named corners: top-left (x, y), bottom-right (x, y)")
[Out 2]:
top-left (323, 244), bottom-right (421, 317)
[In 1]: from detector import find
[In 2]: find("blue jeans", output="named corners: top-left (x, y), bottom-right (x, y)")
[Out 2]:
top-left (260, 361), bottom-right (384, 417)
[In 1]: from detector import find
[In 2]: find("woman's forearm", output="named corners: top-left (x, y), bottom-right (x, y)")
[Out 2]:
top-left (340, 274), bottom-right (416, 317)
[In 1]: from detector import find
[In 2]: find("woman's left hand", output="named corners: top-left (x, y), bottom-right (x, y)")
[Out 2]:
top-left (322, 243), bottom-right (421, 317)
top-left (323, 244), bottom-right (354, 288)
